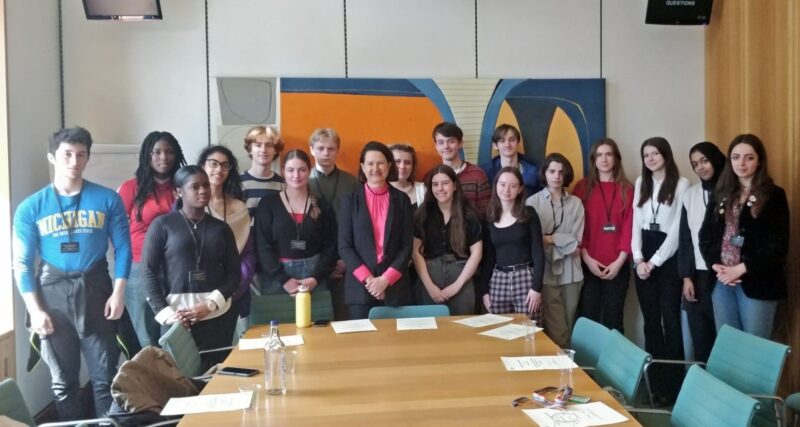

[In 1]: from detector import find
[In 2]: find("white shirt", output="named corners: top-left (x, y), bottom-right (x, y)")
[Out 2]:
top-left (681, 182), bottom-right (709, 271)
top-left (631, 175), bottom-right (689, 267)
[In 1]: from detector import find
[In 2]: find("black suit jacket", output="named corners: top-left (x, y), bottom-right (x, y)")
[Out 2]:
top-left (338, 184), bottom-right (413, 305)
top-left (699, 184), bottom-right (789, 300)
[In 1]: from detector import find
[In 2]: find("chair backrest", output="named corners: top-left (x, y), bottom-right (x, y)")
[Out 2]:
top-left (158, 323), bottom-right (202, 378)
top-left (0, 378), bottom-right (35, 426)
top-left (707, 325), bottom-right (790, 395)
top-left (706, 325), bottom-right (791, 426)
top-left (671, 365), bottom-right (759, 427)
top-left (367, 305), bottom-right (450, 319)
top-left (571, 317), bottom-right (610, 368)
top-left (595, 330), bottom-right (652, 404)
top-left (250, 290), bottom-right (334, 325)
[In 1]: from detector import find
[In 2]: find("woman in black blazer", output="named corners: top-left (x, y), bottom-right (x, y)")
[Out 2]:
top-left (339, 141), bottom-right (413, 319)
top-left (699, 134), bottom-right (789, 339)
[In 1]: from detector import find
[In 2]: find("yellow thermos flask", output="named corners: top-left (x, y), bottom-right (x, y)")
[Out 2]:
top-left (296, 284), bottom-right (311, 328)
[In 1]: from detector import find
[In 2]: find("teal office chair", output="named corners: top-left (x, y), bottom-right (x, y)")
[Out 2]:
top-left (0, 378), bottom-right (36, 426)
top-left (571, 317), bottom-right (610, 368)
top-left (0, 378), bottom-right (126, 427)
top-left (367, 304), bottom-right (450, 320)
top-left (704, 325), bottom-right (791, 427)
top-left (631, 365), bottom-right (760, 427)
top-left (249, 290), bottom-right (334, 325)
top-left (593, 330), bottom-right (652, 406)
top-left (786, 392), bottom-right (800, 427)
top-left (158, 323), bottom-right (232, 379)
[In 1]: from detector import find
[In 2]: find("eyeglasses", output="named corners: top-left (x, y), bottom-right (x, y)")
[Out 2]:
top-left (205, 159), bottom-right (231, 171)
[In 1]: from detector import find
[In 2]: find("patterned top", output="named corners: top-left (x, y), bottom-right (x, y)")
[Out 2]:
top-left (720, 202), bottom-right (742, 266)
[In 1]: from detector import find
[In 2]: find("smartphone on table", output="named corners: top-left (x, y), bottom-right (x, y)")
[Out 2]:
top-left (217, 366), bottom-right (260, 377)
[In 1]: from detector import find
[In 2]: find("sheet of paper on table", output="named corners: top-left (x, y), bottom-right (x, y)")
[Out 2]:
top-left (396, 316), bottom-right (437, 330)
top-left (478, 323), bottom-right (543, 340)
top-left (500, 355), bottom-right (579, 371)
top-left (522, 401), bottom-right (628, 426)
top-left (331, 319), bottom-right (378, 334)
top-left (238, 334), bottom-right (304, 350)
top-left (160, 391), bottom-right (253, 416)
top-left (452, 313), bottom-right (514, 328)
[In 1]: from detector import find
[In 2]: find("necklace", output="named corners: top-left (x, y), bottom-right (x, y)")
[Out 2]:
top-left (183, 212), bottom-right (206, 229)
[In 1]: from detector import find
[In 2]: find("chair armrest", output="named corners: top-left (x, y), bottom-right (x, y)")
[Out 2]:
top-left (749, 394), bottom-right (780, 422)
top-left (642, 359), bottom-right (705, 408)
top-left (197, 346), bottom-right (234, 355)
top-left (40, 417), bottom-right (122, 427)
top-left (142, 420), bottom-right (180, 427)
top-left (625, 407), bottom-right (672, 416)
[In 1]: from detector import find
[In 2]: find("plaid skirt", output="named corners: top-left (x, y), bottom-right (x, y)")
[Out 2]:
top-left (488, 265), bottom-right (542, 323)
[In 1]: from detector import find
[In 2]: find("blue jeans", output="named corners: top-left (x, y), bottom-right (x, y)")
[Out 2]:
top-left (712, 281), bottom-right (777, 339)
top-left (125, 262), bottom-right (161, 347)
top-left (260, 254), bottom-right (329, 295)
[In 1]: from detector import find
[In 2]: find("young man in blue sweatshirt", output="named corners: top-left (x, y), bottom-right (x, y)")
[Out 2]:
top-left (12, 127), bottom-right (132, 420)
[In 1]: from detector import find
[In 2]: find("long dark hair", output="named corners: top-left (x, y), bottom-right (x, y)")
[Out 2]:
top-left (581, 138), bottom-right (631, 205)
top-left (637, 137), bottom-right (680, 207)
top-left (283, 149), bottom-right (321, 220)
top-left (133, 131), bottom-right (186, 221)
top-left (357, 141), bottom-right (398, 183)
top-left (196, 145), bottom-right (244, 201)
top-left (414, 165), bottom-right (476, 258)
top-left (173, 165), bottom-right (207, 211)
top-left (486, 166), bottom-right (530, 223)
top-left (715, 134), bottom-right (773, 218)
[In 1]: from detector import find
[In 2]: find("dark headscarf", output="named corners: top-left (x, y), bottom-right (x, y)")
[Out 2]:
top-left (689, 142), bottom-right (726, 191)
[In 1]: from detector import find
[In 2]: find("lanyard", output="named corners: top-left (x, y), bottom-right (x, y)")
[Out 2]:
top-left (313, 167), bottom-right (340, 204)
top-left (650, 196), bottom-right (662, 224)
top-left (181, 212), bottom-right (207, 269)
top-left (284, 190), bottom-right (309, 240)
top-left (597, 183), bottom-right (617, 225)
top-left (51, 184), bottom-right (82, 243)
top-left (547, 190), bottom-right (564, 235)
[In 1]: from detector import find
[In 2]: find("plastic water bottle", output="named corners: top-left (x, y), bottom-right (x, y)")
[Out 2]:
top-left (264, 320), bottom-right (286, 395)
top-left (296, 284), bottom-right (311, 328)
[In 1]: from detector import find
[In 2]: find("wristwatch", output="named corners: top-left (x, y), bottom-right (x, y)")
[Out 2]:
top-left (205, 299), bottom-right (218, 312)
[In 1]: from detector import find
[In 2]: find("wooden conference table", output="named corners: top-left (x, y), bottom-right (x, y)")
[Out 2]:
top-left (179, 315), bottom-right (640, 426)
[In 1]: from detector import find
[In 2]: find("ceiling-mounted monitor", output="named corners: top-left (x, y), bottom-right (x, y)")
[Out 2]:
top-left (646, 0), bottom-right (713, 25)
top-left (83, 0), bottom-right (162, 21)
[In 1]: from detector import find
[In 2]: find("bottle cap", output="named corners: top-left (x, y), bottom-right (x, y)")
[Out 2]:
top-left (298, 284), bottom-right (309, 293)
top-left (270, 320), bottom-right (279, 326)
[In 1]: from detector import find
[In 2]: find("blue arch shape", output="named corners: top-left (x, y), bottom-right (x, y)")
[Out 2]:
top-left (479, 79), bottom-right (606, 176)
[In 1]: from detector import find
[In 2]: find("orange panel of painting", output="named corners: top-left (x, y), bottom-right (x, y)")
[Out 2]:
top-left (281, 93), bottom-right (444, 181)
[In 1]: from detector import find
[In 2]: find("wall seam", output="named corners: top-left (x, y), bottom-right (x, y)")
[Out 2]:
top-left (343, 0), bottom-right (348, 78)
top-left (205, 0), bottom-right (210, 145)
top-left (58, 1), bottom-right (64, 129)
top-left (474, 0), bottom-right (478, 78)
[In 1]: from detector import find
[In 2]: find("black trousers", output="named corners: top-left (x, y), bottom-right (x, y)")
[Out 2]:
top-left (635, 259), bottom-right (684, 401)
top-left (578, 264), bottom-right (630, 333)
top-left (683, 269), bottom-right (716, 363)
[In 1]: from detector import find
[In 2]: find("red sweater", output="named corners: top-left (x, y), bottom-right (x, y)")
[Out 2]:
top-left (458, 162), bottom-right (491, 219)
top-left (573, 179), bottom-right (633, 265)
top-left (118, 179), bottom-right (176, 262)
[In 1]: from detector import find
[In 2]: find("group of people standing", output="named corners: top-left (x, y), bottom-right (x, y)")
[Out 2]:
top-left (12, 121), bottom-right (788, 420)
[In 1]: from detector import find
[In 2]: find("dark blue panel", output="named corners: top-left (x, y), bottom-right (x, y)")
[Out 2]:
top-left (281, 78), bottom-right (425, 97)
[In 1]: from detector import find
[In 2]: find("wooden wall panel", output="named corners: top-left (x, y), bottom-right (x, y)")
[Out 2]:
top-left (706, 0), bottom-right (800, 392)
